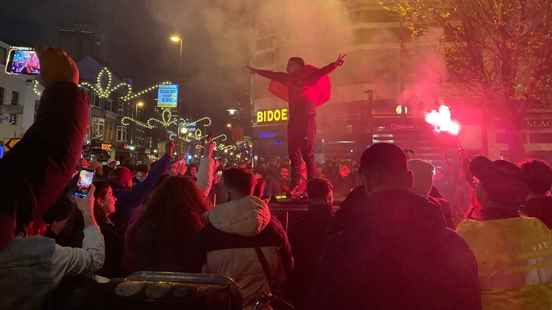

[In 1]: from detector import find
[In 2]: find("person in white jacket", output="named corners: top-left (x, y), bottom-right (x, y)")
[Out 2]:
top-left (0, 185), bottom-right (105, 310)
top-left (199, 168), bottom-right (293, 308)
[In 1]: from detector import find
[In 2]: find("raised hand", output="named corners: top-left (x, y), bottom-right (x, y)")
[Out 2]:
top-left (74, 185), bottom-right (97, 226)
top-left (335, 54), bottom-right (346, 67)
top-left (36, 48), bottom-right (80, 87)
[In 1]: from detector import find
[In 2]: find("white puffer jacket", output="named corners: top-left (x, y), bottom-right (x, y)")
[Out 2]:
top-left (201, 196), bottom-right (293, 308)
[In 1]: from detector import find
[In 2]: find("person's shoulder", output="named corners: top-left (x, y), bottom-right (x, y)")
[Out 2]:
top-left (0, 236), bottom-right (56, 262)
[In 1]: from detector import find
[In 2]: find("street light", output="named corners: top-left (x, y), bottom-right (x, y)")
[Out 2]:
top-left (135, 101), bottom-right (144, 119)
top-left (226, 108), bottom-right (238, 116)
top-left (226, 123), bottom-right (232, 128)
top-left (169, 34), bottom-right (183, 69)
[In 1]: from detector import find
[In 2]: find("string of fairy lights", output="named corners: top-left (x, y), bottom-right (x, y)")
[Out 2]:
top-left (32, 67), bottom-right (171, 101)
top-left (32, 66), bottom-right (253, 164)
top-left (120, 107), bottom-right (249, 162)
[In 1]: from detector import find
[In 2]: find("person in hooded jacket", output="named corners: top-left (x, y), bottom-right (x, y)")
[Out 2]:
top-left (109, 142), bottom-right (174, 231)
top-left (199, 168), bottom-right (293, 308)
top-left (520, 159), bottom-right (552, 229)
top-left (307, 143), bottom-right (481, 310)
top-left (458, 157), bottom-right (552, 310)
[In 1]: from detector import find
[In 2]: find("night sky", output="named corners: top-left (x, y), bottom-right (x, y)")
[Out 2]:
top-left (0, 0), bottom-right (252, 130)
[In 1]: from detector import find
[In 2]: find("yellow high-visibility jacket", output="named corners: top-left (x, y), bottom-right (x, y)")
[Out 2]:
top-left (457, 217), bottom-right (552, 310)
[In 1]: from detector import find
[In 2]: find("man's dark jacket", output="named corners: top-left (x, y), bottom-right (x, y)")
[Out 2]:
top-left (308, 189), bottom-right (482, 310)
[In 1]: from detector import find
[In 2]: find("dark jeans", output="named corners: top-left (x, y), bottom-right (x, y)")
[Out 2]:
top-left (288, 134), bottom-right (316, 189)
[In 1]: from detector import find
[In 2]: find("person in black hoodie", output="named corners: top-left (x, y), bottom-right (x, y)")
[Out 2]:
top-left (307, 143), bottom-right (481, 310)
top-left (287, 178), bottom-right (334, 308)
top-left (520, 159), bottom-right (552, 229)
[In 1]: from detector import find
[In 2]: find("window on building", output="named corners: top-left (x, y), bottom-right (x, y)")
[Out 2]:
top-left (9, 114), bottom-right (16, 125)
top-left (0, 87), bottom-right (4, 105)
top-left (0, 47), bottom-right (6, 65)
top-left (92, 118), bottom-right (105, 139)
top-left (116, 126), bottom-right (128, 142)
top-left (11, 91), bottom-right (19, 105)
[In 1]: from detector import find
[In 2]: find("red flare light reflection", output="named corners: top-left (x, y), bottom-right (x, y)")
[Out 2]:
top-left (425, 105), bottom-right (460, 136)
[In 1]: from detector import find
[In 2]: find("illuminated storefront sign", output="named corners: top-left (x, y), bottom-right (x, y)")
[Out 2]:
top-left (255, 108), bottom-right (288, 124)
top-left (100, 143), bottom-right (112, 152)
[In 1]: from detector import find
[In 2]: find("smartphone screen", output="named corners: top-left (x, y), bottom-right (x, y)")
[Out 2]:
top-left (74, 169), bottom-right (95, 198)
top-left (6, 49), bottom-right (40, 76)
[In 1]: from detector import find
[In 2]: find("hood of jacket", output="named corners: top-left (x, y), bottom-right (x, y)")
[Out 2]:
top-left (208, 196), bottom-right (271, 237)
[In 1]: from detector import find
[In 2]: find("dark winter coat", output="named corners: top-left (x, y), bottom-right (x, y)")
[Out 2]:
top-left (308, 189), bottom-right (481, 310)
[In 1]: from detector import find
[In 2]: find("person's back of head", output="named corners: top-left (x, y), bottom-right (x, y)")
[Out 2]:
top-left (109, 166), bottom-right (133, 190)
top-left (408, 159), bottom-right (434, 196)
top-left (222, 168), bottom-right (256, 201)
top-left (520, 160), bottom-right (552, 196)
top-left (307, 178), bottom-right (334, 207)
top-left (360, 143), bottom-right (412, 193)
top-left (470, 157), bottom-right (528, 214)
top-left (129, 176), bottom-right (208, 271)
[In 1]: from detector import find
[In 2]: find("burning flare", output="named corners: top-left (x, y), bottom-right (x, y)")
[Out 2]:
top-left (425, 105), bottom-right (460, 135)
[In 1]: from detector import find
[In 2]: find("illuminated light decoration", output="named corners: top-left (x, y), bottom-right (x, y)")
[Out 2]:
top-left (31, 69), bottom-right (171, 101)
top-left (32, 80), bottom-right (43, 96)
top-left (121, 109), bottom-right (212, 142)
top-left (78, 67), bottom-right (172, 102)
top-left (80, 67), bottom-right (133, 99)
top-left (122, 81), bottom-right (172, 102)
top-left (425, 105), bottom-right (461, 136)
top-left (121, 116), bottom-right (152, 129)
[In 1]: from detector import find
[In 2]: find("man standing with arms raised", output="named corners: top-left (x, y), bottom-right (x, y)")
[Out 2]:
top-left (248, 54), bottom-right (346, 196)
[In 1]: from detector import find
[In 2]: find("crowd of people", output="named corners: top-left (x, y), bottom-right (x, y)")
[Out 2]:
top-left (3, 48), bottom-right (552, 310)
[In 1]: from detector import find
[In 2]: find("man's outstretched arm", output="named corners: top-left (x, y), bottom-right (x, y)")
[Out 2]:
top-left (247, 66), bottom-right (289, 83)
top-left (306, 54), bottom-right (346, 84)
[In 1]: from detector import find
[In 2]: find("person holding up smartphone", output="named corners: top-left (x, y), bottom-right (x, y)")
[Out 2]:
top-left (0, 185), bottom-right (105, 310)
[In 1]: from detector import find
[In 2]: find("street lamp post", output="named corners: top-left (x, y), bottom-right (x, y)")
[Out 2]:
top-left (135, 101), bottom-right (144, 119)
top-left (170, 35), bottom-right (183, 70)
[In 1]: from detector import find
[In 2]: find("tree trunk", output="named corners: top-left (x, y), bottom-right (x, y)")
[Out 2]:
top-left (505, 100), bottom-right (526, 162)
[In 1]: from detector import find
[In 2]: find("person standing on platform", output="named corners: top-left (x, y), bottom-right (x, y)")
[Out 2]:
top-left (248, 55), bottom-right (346, 196)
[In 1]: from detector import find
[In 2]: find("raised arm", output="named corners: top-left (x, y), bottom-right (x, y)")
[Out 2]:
top-left (247, 65), bottom-right (289, 84)
top-left (197, 140), bottom-right (216, 197)
top-left (51, 185), bottom-right (105, 277)
top-left (0, 48), bottom-right (89, 218)
top-left (306, 54), bottom-right (346, 84)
